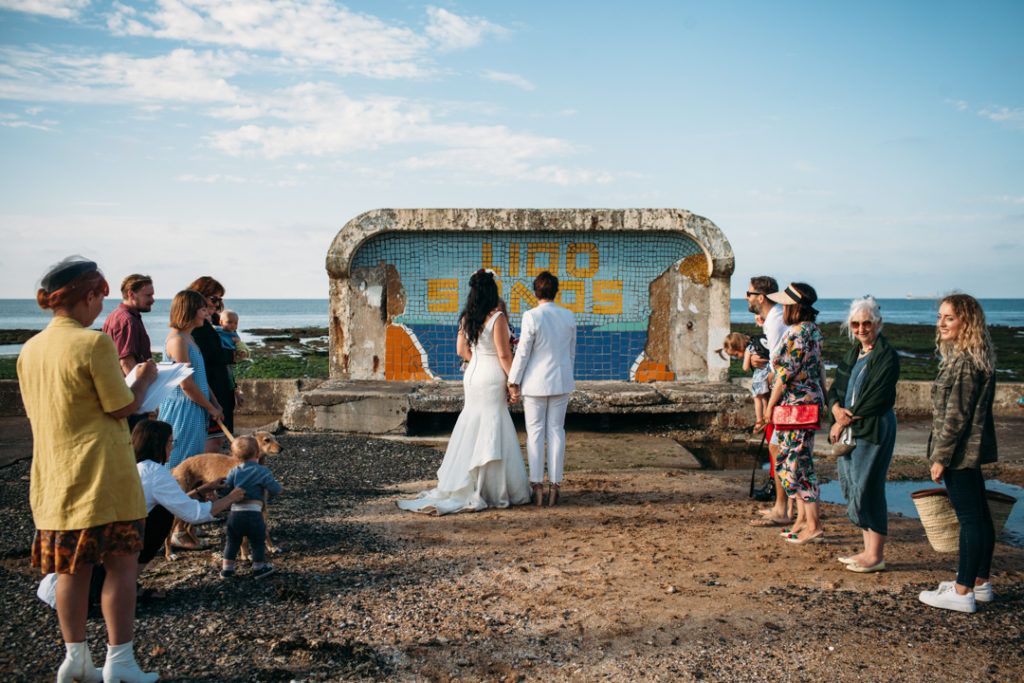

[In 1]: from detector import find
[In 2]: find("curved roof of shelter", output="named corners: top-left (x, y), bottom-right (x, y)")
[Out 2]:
top-left (326, 208), bottom-right (734, 280)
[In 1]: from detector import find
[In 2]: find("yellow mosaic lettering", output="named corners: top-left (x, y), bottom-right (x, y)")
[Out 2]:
top-left (508, 243), bottom-right (520, 277)
top-left (427, 278), bottom-right (460, 312)
top-left (481, 243), bottom-right (501, 275)
top-left (556, 280), bottom-right (585, 313)
top-left (592, 280), bottom-right (623, 315)
top-left (566, 243), bottom-right (598, 278)
top-left (526, 242), bottom-right (559, 276)
top-left (508, 280), bottom-right (537, 314)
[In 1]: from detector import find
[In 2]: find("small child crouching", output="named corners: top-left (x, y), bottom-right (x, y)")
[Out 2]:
top-left (718, 331), bottom-right (772, 431)
top-left (220, 436), bottom-right (283, 579)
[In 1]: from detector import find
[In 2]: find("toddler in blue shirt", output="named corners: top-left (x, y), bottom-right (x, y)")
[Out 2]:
top-left (220, 435), bottom-right (282, 579)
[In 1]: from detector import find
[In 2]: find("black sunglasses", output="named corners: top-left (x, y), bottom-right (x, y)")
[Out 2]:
top-left (745, 291), bottom-right (764, 297)
top-left (208, 296), bottom-right (222, 303)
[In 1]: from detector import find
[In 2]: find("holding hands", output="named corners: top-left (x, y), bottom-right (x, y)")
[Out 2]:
top-left (507, 383), bottom-right (521, 404)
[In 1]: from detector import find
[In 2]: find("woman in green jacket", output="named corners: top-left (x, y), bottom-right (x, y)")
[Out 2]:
top-left (918, 294), bottom-right (997, 614)
top-left (828, 296), bottom-right (900, 573)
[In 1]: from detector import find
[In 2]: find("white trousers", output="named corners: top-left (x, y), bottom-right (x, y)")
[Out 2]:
top-left (522, 393), bottom-right (570, 484)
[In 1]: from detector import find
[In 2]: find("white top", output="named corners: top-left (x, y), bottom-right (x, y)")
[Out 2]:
top-left (507, 301), bottom-right (577, 396)
top-left (762, 303), bottom-right (788, 360)
top-left (137, 459), bottom-right (215, 524)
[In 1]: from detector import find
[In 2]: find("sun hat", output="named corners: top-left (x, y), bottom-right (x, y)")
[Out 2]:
top-left (767, 282), bottom-right (818, 314)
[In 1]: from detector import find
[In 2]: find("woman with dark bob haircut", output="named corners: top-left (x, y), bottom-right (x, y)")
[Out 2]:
top-left (131, 420), bottom-right (243, 583)
top-left (764, 282), bottom-right (828, 545)
top-left (18, 256), bottom-right (159, 681)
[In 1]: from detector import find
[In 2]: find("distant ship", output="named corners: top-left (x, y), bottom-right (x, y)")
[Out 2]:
top-left (906, 294), bottom-right (940, 300)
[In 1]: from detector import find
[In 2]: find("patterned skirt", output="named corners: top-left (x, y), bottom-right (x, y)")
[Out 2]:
top-left (32, 519), bottom-right (144, 575)
top-left (776, 428), bottom-right (819, 502)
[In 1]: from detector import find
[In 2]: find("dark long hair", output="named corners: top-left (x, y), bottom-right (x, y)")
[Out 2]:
top-left (460, 270), bottom-right (499, 346)
top-left (132, 419), bottom-right (173, 464)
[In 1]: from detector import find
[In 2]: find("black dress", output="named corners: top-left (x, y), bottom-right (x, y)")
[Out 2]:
top-left (192, 320), bottom-right (236, 434)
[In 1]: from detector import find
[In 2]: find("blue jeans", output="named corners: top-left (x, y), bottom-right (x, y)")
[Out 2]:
top-left (223, 510), bottom-right (267, 564)
top-left (944, 467), bottom-right (994, 586)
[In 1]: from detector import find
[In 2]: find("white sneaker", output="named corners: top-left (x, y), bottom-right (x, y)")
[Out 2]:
top-left (939, 580), bottom-right (993, 603)
top-left (919, 583), bottom-right (977, 613)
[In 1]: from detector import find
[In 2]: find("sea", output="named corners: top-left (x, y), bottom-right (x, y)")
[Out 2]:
top-left (1, 298), bottom-right (1023, 357)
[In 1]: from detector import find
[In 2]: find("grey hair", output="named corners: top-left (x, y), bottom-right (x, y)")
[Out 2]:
top-left (841, 295), bottom-right (883, 340)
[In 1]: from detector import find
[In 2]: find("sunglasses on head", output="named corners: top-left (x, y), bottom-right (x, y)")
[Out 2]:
top-left (850, 320), bottom-right (874, 329)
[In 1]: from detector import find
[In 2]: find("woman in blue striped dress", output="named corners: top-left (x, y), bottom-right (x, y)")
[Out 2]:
top-left (158, 290), bottom-right (223, 471)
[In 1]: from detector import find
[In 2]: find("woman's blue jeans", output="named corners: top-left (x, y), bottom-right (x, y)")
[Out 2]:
top-left (944, 466), bottom-right (995, 586)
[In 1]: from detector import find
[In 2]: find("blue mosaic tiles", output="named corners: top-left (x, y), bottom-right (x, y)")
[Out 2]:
top-left (352, 231), bottom-right (703, 380)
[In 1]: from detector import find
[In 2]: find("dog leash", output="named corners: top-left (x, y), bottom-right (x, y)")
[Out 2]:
top-left (215, 418), bottom-right (236, 444)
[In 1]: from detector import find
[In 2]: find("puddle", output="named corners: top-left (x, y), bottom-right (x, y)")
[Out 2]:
top-left (819, 479), bottom-right (1024, 548)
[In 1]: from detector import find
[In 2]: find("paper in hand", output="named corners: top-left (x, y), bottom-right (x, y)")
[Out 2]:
top-left (126, 362), bottom-right (194, 414)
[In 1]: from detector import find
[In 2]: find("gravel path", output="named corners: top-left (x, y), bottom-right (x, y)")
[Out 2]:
top-left (2, 433), bottom-right (1023, 682)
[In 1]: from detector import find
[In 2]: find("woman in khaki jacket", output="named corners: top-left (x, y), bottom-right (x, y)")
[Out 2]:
top-left (918, 294), bottom-right (998, 614)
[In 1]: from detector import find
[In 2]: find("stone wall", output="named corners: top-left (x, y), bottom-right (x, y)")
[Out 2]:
top-left (1, 379), bottom-right (1021, 421)
top-left (325, 209), bottom-right (735, 383)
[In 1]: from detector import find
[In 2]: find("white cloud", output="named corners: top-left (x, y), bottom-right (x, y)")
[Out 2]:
top-left (481, 70), bottom-right (534, 91)
top-left (0, 47), bottom-right (241, 104)
top-left (978, 105), bottom-right (1024, 130)
top-left (0, 0), bottom-right (88, 19)
top-left (201, 82), bottom-right (615, 185)
top-left (946, 98), bottom-right (968, 112)
top-left (106, 0), bottom-right (452, 78)
top-left (425, 6), bottom-right (506, 51)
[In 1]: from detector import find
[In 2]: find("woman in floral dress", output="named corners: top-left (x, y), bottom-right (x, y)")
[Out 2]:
top-left (764, 282), bottom-right (827, 545)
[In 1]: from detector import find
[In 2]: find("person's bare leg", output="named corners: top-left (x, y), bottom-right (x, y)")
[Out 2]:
top-left (795, 502), bottom-right (822, 541)
top-left (204, 435), bottom-right (224, 453)
top-left (100, 553), bottom-right (137, 645)
top-left (858, 530), bottom-right (885, 566)
top-left (55, 567), bottom-right (94, 643)
top-left (760, 443), bottom-right (789, 521)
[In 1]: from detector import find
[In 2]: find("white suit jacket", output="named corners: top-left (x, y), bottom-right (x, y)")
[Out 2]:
top-left (507, 301), bottom-right (576, 396)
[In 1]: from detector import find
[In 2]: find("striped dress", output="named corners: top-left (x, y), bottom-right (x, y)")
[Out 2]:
top-left (158, 334), bottom-right (211, 470)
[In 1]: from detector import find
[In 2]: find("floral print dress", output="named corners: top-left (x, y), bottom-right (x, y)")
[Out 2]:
top-left (771, 321), bottom-right (826, 502)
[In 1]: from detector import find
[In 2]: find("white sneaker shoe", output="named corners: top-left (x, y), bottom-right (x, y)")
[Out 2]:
top-left (919, 583), bottom-right (977, 613)
top-left (938, 580), bottom-right (993, 603)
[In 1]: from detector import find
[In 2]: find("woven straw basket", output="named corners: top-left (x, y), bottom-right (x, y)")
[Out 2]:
top-left (911, 488), bottom-right (1018, 553)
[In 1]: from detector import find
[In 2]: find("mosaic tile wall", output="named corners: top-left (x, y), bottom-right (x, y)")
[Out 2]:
top-left (351, 231), bottom-right (704, 381)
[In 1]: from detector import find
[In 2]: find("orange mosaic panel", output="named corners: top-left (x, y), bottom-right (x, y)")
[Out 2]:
top-left (385, 325), bottom-right (433, 380)
top-left (633, 359), bottom-right (675, 383)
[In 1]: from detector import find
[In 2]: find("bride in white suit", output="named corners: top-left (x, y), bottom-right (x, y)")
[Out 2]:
top-left (397, 270), bottom-right (530, 515)
top-left (507, 271), bottom-right (577, 506)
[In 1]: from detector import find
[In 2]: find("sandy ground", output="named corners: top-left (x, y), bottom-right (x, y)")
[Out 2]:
top-left (1, 417), bottom-right (1023, 681)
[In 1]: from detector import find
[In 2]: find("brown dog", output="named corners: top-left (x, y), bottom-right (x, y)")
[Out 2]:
top-left (166, 430), bottom-right (283, 560)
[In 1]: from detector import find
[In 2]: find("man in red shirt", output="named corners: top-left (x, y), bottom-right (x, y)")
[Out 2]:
top-left (102, 274), bottom-right (155, 376)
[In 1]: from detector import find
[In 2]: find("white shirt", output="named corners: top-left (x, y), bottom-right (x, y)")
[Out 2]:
top-left (137, 459), bottom-right (215, 524)
top-left (762, 303), bottom-right (788, 359)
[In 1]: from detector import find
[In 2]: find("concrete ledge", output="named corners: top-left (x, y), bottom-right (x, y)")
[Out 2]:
top-left (1, 379), bottom-right (1021, 422)
top-left (281, 380), bottom-right (751, 434)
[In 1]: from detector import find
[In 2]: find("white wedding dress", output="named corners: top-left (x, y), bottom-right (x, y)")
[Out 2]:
top-left (398, 312), bottom-right (531, 515)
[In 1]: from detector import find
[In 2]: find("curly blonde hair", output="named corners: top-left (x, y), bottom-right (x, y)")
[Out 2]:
top-left (936, 293), bottom-right (994, 374)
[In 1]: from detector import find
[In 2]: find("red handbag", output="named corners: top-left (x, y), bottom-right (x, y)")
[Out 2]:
top-left (771, 404), bottom-right (821, 430)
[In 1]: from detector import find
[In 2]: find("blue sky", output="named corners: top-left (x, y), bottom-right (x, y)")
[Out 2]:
top-left (1, 1), bottom-right (1021, 299)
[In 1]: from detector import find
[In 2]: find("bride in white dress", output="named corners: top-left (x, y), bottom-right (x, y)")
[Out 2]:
top-left (398, 270), bottom-right (531, 515)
